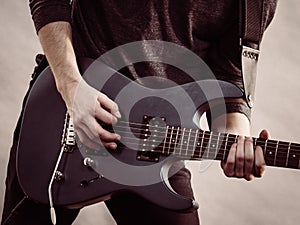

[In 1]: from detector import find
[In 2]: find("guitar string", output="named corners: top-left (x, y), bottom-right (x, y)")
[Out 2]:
top-left (107, 134), bottom-right (300, 158)
top-left (83, 136), bottom-right (297, 165)
top-left (99, 124), bottom-right (300, 154)
top-left (80, 125), bottom-right (300, 158)
top-left (107, 126), bottom-right (300, 154)
top-left (110, 120), bottom-right (300, 149)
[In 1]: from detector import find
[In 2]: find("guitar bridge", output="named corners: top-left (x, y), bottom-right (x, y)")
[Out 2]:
top-left (62, 114), bottom-right (76, 152)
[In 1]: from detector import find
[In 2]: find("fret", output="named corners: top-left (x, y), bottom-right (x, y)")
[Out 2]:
top-left (199, 130), bottom-right (205, 158)
top-left (192, 129), bottom-right (199, 159)
top-left (234, 135), bottom-right (238, 143)
top-left (273, 141), bottom-right (288, 167)
top-left (207, 132), bottom-right (219, 160)
top-left (166, 126), bottom-right (174, 154)
top-left (202, 131), bottom-right (212, 159)
top-left (254, 137), bottom-right (257, 147)
top-left (223, 133), bottom-right (229, 161)
top-left (162, 126), bottom-right (169, 154)
top-left (165, 126), bottom-right (181, 155)
top-left (274, 140), bottom-right (279, 166)
top-left (287, 143), bottom-right (300, 169)
top-left (285, 142), bottom-right (291, 168)
top-left (216, 133), bottom-right (226, 160)
top-left (223, 134), bottom-right (237, 160)
top-left (178, 128), bottom-right (186, 157)
top-left (186, 129), bottom-right (192, 158)
top-left (175, 127), bottom-right (180, 150)
top-left (205, 132), bottom-right (212, 159)
top-left (264, 140), bottom-right (278, 166)
top-left (214, 133), bottom-right (220, 159)
top-left (263, 139), bottom-right (268, 157)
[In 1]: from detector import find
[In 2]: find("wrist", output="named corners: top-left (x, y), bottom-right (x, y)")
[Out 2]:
top-left (54, 69), bottom-right (82, 109)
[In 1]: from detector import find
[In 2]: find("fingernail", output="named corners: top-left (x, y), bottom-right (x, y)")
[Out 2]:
top-left (115, 134), bottom-right (121, 140)
top-left (109, 143), bottom-right (117, 149)
top-left (115, 111), bottom-right (121, 118)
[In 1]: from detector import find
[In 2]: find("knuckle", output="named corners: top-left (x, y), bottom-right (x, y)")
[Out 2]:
top-left (224, 170), bottom-right (234, 177)
top-left (226, 160), bottom-right (234, 167)
top-left (245, 157), bottom-right (253, 164)
top-left (236, 156), bottom-right (244, 163)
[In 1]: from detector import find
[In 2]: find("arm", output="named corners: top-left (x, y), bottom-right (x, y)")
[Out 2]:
top-left (210, 101), bottom-right (268, 181)
top-left (38, 22), bottom-right (121, 149)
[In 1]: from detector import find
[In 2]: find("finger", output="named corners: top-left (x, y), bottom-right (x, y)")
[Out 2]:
top-left (98, 94), bottom-right (121, 118)
top-left (101, 141), bottom-right (118, 150)
top-left (259, 129), bottom-right (270, 140)
top-left (244, 137), bottom-right (254, 181)
top-left (94, 103), bottom-right (118, 125)
top-left (76, 126), bottom-right (119, 150)
top-left (74, 120), bottom-right (103, 145)
top-left (96, 123), bottom-right (121, 142)
top-left (235, 136), bottom-right (245, 178)
top-left (79, 118), bottom-right (120, 144)
top-left (76, 129), bottom-right (102, 150)
top-left (254, 146), bottom-right (266, 177)
top-left (223, 143), bottom-right (237, 177)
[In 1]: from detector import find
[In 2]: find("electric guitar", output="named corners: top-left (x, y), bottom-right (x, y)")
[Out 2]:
top-left (17, 59), bottom-right (300, 211)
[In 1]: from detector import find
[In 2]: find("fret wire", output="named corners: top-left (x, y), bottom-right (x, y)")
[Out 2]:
top-left (192, 129), bottom-right (199, 158)
top-left (206, 132), bottom-right (212, 159)
top-left (162, 125), bottom-right (169, 154)
top-left (274, 140), bottom-right (279, 166)
top-left (214, 133), bottom-right (220, 159)
top-left (186, 129), bottom-right (192, 157)
top-left (179, 128), bottom-right (186, 156)
top-left (175, 127), bottom-right (180, 154)
top-left (264, 140), bottom-right (268, 157)
top-left (223, 133), bottom-right (229, 161)
top-left (286, 142), bottom-right (291, 168)
top-left (200, 130), bottom-right (205, 158)
top-left (167, 127), bottom-right (174, 154)
top-left (215, 133), bottom-right (221, 159)
top-left (234, 135), bottom-right (238, 143)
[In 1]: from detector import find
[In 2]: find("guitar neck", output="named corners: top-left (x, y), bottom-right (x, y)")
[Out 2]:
top-left (152, 126), bottom-right (300, 170)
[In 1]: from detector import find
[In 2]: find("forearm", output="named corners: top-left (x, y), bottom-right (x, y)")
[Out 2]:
top-left (38, 21), bottom-right (81, 108)
top-left (210, 112), bottom-right (251, 136)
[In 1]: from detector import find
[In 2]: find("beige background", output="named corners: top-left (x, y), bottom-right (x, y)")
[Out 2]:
top-left (1, 1), bottom-right (300, 224)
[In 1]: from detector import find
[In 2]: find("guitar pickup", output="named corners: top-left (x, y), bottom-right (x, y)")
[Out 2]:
top-left (136, 151), bottom-right (160, 162)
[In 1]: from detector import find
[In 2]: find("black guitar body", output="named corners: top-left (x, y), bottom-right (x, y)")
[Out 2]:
top-left (17, 59), bottom-right (242, 211)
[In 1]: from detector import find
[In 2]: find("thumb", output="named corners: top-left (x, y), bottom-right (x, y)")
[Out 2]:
top-left (259, 129), bottom-right (270, 140)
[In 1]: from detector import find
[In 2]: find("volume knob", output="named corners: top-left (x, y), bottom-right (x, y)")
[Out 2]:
top-left (83, 157), bottom-right (95, 168)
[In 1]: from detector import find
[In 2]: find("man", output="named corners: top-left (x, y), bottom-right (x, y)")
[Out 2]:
top-left (1, 0), bottom-right (277, 224)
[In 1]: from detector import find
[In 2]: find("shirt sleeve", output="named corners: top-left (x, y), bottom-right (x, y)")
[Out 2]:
top-left (29, 0), bottom-right (72, 33)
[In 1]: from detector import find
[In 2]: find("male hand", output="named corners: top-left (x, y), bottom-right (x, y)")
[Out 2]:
top-left (65, 79), bottom-right (121, 150)
top-left (221, 129), bottom-right (270, 181)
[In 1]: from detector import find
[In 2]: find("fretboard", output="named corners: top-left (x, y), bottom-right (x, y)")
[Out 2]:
top-left (141, 126), bottom-right (300, 170)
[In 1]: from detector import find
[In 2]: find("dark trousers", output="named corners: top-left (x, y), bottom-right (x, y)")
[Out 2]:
top-left (1, 68), bottom-right (199, 225)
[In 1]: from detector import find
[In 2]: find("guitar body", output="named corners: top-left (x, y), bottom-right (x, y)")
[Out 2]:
top-left (17, 59), bottom-right (243, 210)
